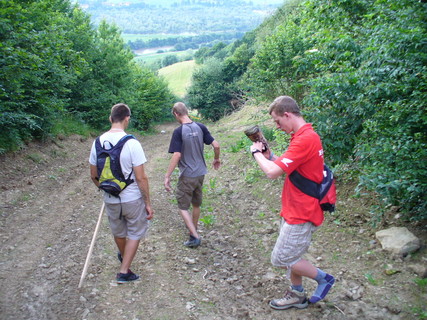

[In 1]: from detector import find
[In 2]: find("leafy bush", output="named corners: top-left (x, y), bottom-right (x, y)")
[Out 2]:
top-left (208, 0), bottom-right (427, 221)
top-left (131, 66), bottom-right (175, 130)
top-left (187, 58), bottom-right (234, 121)
top-left (0, 0), bottom-right (176, 152)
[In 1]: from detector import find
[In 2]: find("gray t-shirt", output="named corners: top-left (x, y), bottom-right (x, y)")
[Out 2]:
top-left (168, 122), bottom-right (214, 177)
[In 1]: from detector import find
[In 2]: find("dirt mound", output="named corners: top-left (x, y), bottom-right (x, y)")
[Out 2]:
top-left (0, 120), bottom-right (425, 320)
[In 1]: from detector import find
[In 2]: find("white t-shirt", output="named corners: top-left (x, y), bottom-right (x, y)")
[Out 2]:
top-left (89, 131), bottom-right (147, 204)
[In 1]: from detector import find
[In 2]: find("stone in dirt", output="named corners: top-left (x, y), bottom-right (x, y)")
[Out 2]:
top-left (375, 227), bottom-right (420, 256)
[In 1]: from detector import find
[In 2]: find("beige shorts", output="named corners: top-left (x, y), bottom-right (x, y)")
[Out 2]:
top-left (105, 197), bottom-right (150, 240)
top-left (271, 219), bottom-right (317, 269)
top-left (176, 175), bottom-right (204, 210)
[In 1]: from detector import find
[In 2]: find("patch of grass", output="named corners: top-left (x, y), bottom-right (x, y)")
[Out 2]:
top-left (414, 278), bottom-right (427, 293)
top-left (209, 177), bottom-right (217, 190)
top-left (50, 149), bottom-right (67, 158)
top-left (364, 273), bottom-right (378, 286)
top-left (229, 137), bottom-right (251, 153)
top-left (27, 153), bottom-right (44, 163)
top-left (50, 115), bottom-right (93, 138)
top-left (14, 192), bottom-right (32, 204)
top-left (134, 50), bottom-right (194, 68)
top-left (200, 214), bottom-right (216, 227)
top-left (411, 307), bottom-right (427, 320)
top-left (158, 60), bottom-right (196, 97)
top-left (260, 125), bottom-right (276, 142)
top-left (244, 167), bottom-right (264, 184)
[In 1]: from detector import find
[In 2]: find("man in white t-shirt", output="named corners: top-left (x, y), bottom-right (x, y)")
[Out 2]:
top-left (89, 103), bottom-right (153, 284)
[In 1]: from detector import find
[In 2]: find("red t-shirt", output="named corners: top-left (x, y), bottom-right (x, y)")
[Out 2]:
top-left (274, 124), bottom-right (324, 226)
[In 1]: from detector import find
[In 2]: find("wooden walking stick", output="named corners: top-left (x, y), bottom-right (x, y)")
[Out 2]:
top-left (78, 202), bottom-right (105, 288)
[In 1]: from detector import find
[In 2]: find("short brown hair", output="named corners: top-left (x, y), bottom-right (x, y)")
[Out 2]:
top-left (110, 103), bottom-right (131, 123)
top-left (269, 96), bottom-right (301, 117)
top-left (172, 102), bottom-right (188, 116)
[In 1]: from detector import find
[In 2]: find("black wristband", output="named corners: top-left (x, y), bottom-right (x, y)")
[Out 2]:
top-left (252, 149), bottom-right (261, 156)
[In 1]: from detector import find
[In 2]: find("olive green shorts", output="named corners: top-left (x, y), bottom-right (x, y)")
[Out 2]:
top-left (176, 175), bottom-right (205, 210)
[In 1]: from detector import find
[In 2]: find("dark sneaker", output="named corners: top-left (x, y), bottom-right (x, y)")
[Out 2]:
top-left (117, 252), bottom-right (123, 263)
top-left (116, 270), bottom-right (140, 284)
top-left (269, 287), bottom-right (308, 310)
top-left (184, 235), bottom-right (201, 248)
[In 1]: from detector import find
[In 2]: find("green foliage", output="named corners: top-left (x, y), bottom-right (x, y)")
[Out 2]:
top-left (200, 214), bottom-right (216, 227)
top-left (364, 273), bottom-right (378, 286)
top-left (50, 114), bottom-right (93, 137)
top-left (260, 126), bottom-right (275, 142)
top-left (241, 0), bottom-right (427, 221)
top-left (414, 278), bottom-right (427, 293)
top-left (0, 0), bottom-right (83, 151)
top-left (187, 58), bottom-right (234, 121)
top-left (230, 137), bottom-right (251, 153)
top-left (131, 66), bottom-right (175, 130)
top-left (244, 166), bottom-right (265, 184)
top-left (79, 1), bottom-right (279, 35)
top-left (161, 55), bottom-right (179, 68)
top-left (0, 0), bottom-right (176, 152)
top-left (158, 60), bottom-right (196, 98)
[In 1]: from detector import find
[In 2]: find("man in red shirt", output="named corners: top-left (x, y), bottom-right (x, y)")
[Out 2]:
top-left (251, 96), bottom-right (335, 310)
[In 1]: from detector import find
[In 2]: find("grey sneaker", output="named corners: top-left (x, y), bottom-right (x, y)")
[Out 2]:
top-left (184, 235), bottom-right (201, 248)
top-left (269, 287), bottom-right (308, 310)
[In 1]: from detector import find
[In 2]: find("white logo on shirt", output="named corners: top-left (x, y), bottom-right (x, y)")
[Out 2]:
top-left (280, 158), bottom-right (293, 167)
top-left (187, 132), bottom-right (199, 137)
top-left (319, 149), bottom-right (324, 157)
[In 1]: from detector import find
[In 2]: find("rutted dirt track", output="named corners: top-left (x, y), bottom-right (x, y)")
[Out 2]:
top-left (0, 120), bottom-right (426, 320)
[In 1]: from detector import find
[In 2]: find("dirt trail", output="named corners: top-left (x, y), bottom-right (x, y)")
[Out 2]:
top-left (0, 122), bottom-right (425, 320)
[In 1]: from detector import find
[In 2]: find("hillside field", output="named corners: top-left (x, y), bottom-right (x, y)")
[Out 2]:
top-left (158, 60), bottom-right (197, 97)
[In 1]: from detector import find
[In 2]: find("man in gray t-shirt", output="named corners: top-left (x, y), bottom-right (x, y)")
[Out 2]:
top-left (165, 102), bottom-right (220, 248)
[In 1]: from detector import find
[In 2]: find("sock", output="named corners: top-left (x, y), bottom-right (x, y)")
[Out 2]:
top-left (314, 268), bottom-right (326, 282)
top-left (291, 284), bottom-right (304, 292)
top-left (310, 269), bottom-right (335, 303)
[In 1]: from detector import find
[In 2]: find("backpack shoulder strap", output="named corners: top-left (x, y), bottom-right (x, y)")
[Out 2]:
top-left (289, 164), bottom-right (334, 200)
top-left (289, 169), bottom-right (319, 199)
top-left (109, 134), bottom-right (136, 182)
top-left (115, 134), bottom-right (136, 148)
top-left (318, 165), bottom-right (334, 199)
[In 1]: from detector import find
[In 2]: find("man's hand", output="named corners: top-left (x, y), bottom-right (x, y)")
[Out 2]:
top-left (251, 141), bottom-right (273, 160)
top-left (251, 141), bottom-right (264, 153)
top-left (164, 175), bottom-right (172, 192)
top-left (145, 204), bottom-right (154, 220)
top-left (213, 158), bottom-right (221, 170)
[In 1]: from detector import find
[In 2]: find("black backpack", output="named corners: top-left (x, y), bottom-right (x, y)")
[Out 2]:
top-left (289, 164), bottom-right (336, 212)
top-left (95, 134), bottom-right (136, 197)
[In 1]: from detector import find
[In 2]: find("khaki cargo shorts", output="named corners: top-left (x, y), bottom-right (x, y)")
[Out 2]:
top-left (271, 219), bottom-right (317, 269)
top-left (105, 197), bottom-right (150, 240)
top-left (176, 175), bottom-right (204, 210)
